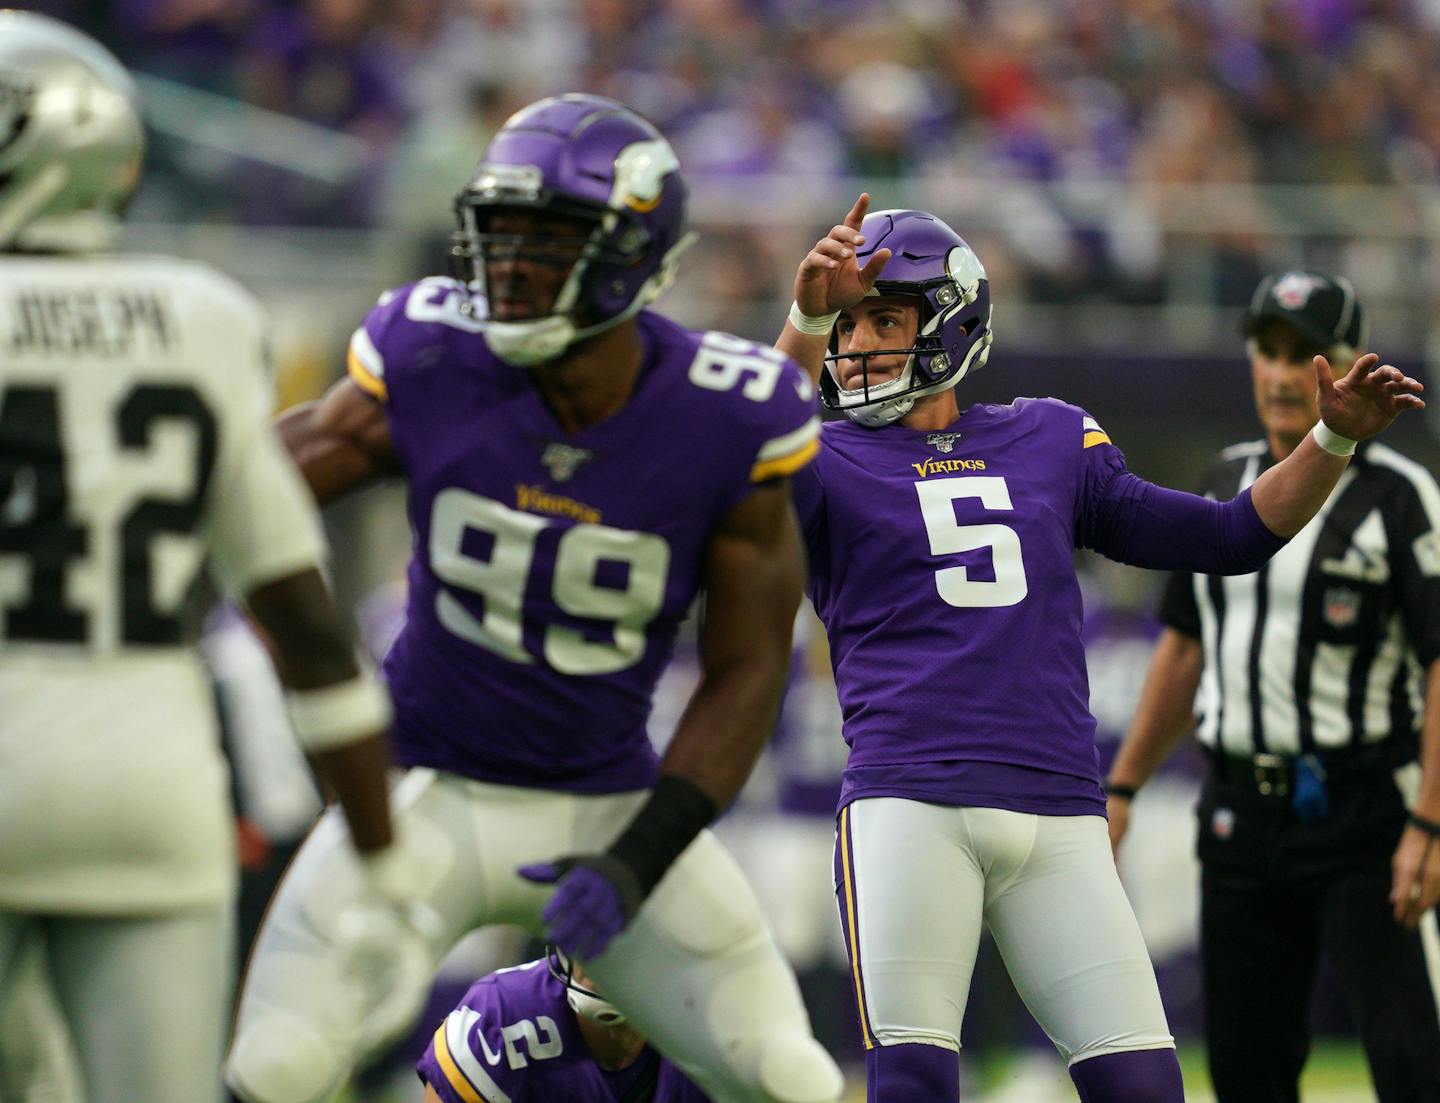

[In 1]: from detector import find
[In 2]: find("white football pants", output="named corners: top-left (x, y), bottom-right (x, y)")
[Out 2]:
top-left (227, 768), bottom-right (841, 1103)
top-left (835, 798), bottom-right (1174, 1063)
top-left (0, 906), bottom-right (231, 1103)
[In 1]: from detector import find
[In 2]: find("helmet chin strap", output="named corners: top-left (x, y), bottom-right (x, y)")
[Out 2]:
top-left (832, 355), bottom-right (920, 427)
top-left (834, 331), bottom-right (993, 428)
top-left (566, 984), bottom-right (627, 1025)
top-left (483, 314), bottom-right (579, 367)
top-left (845, 394), bottom-right (916, 427)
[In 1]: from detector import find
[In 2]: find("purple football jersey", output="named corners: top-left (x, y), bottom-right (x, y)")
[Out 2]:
top-left (419, 959), bottom-right (713, 1103)
top-left (793, 397), bottom-right (1136, 816)
top-left (347, 277), bottom-right (817, 792)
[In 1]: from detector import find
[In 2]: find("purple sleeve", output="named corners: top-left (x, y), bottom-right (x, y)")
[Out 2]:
top-left (416, 1039), bottom-right (468, 1103)
top-left (416, 984), bottom-right (529, 1103)
top-left (1086, 473), bottom-right (1287, 574)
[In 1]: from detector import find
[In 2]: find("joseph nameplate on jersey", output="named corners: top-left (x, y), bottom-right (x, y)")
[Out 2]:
top-left (3, 287), bottom-right (174, 358)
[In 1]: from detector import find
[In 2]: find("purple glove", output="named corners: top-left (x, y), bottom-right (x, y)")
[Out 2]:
top-left (518, 854), bottom-right (645, 960)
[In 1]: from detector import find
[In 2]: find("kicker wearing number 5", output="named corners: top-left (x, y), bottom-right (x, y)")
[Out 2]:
top-left (226, 94), bottom-right (841, 1103)
top-left (775, 195), bottom-right (1424, 1103)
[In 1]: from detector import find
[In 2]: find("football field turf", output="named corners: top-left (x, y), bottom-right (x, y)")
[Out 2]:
top-left (359, 1038), bottom-right (1374, 1101)
top-left (892, 1039), bottom-right (1376, 1103)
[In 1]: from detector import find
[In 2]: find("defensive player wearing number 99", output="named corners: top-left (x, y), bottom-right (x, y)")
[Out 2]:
top-left (0, 14), bottom-right (417, 1103)
top-left (226, 94), bottom-right (842, 1103)
top-left (776, 196), bottom-right (1426, 1103)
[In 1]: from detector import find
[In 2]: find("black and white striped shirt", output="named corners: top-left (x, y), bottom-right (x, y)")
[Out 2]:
top-left (1162, 440), bottom-right (1440, 756)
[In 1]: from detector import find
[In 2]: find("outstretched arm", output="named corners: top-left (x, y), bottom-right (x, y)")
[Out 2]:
top-left (1250, 352), bottom-right (1424, 537)
top-left (1090, 354), bottom-right (1425, 573)
top-left (775, 192), bottom-right (892, 385)
top-left (278, 377), bottom-right (400, 506)
top-left (520, 481), bottom-right (805, 959)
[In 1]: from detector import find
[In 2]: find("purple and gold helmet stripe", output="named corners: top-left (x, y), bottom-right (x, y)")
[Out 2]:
top-left (837, 804), bottom-right (877, 1049)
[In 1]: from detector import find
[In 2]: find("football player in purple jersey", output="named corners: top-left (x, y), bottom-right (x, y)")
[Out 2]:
top-left (224, 95), bottom-right (842, 1103)
top-left (418, 950), bottom-right (713, 1103)
top-left (772, 195), bottom-right (1425, 1103)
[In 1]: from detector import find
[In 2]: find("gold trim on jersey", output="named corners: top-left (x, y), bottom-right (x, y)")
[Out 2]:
top-left (346, 347), bottom-right (387, 401)
top-left (750, 437), bottom-right (820, 483)
top-left (840, 805), bottom-right (876, 1050)
top-left (1082, 415), bottom-right (1111, 449)
top-left (432, 1024), bottom-right (484, 1103)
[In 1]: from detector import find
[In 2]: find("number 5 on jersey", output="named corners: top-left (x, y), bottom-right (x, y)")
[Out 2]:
top-left (430, 489), bottom-right (670, 675)
top-left (915, 476), bottom-right (1028, 608)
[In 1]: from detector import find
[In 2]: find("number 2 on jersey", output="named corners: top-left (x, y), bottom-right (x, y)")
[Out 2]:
top-left (915, 475), bottom-right (1028, 608)
top-left (430, 489), bottom-right (670, 675)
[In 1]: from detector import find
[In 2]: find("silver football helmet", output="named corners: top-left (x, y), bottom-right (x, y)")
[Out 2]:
top-left (0, 11), bottom-right (143, 252)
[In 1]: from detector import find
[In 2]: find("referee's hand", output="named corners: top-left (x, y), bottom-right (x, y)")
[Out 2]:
top-left (1390, 823), bottom-right (1440, 929)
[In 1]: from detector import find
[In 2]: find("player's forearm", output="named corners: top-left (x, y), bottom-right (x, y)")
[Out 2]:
top-left (659, 658), bottom-right (789, 808)
top-left (1249, 431), bottom-right (1351, 538)
top-left (1108, 628), bottom-right (1204, 792)
top-left (247, 570), bottom-right (397, 850)
top-left (309, 736), bottom-right (395, 852)
top-left (775, 324), bottom-right (827, 388)
top-left (246, 569), bottom-right (361, 688)
top-left (598, 664), bottom-right (787, 900)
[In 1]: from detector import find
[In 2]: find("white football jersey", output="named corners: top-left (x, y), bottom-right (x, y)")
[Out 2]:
top-left (0, 254), bottom-right (325, 911)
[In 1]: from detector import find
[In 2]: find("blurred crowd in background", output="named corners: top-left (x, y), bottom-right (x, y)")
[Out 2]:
top-left (20, 0), bottom-right (1440, 330)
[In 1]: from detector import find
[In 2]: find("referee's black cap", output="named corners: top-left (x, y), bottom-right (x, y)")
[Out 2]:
top-left (1239, 270), bottom-right (1367, 351)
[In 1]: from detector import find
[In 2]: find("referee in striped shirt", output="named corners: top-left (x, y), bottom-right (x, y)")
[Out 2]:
top-left (1108, 271), bottom-right (1440, 1103)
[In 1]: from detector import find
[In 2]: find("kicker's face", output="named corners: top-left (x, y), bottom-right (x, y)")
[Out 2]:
top-left (833, 294), bottom-right (921, 391)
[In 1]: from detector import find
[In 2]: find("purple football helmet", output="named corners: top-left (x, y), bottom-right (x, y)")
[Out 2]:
top-left (821, 210), bottom-right (993, 426)
top-left (451, 93), bottom-right (695, 366)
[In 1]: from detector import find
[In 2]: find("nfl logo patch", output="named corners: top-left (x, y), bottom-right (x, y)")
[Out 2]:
top-left (1211, 807), bottom-right (1235, 841)
top-left (1272, 272), bottom-right (1324, 310)
top-left (1323, 586), bottom-right (1360, 629)
top-left (540, 442), bottom-right (593, 483)
top-left (926, 432), bottom-right (959, 454)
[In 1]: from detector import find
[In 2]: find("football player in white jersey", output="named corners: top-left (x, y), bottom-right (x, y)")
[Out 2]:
top-left (0, 14), bottom-right (427, 1103)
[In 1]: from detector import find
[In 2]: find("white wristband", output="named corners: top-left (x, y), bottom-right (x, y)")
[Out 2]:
top-left (286, 674), bottom-right (392, 751)
top-left (1312, 420), bottom-right (1357, 457)
top-left (788, 300), bottom-right (839, 336)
